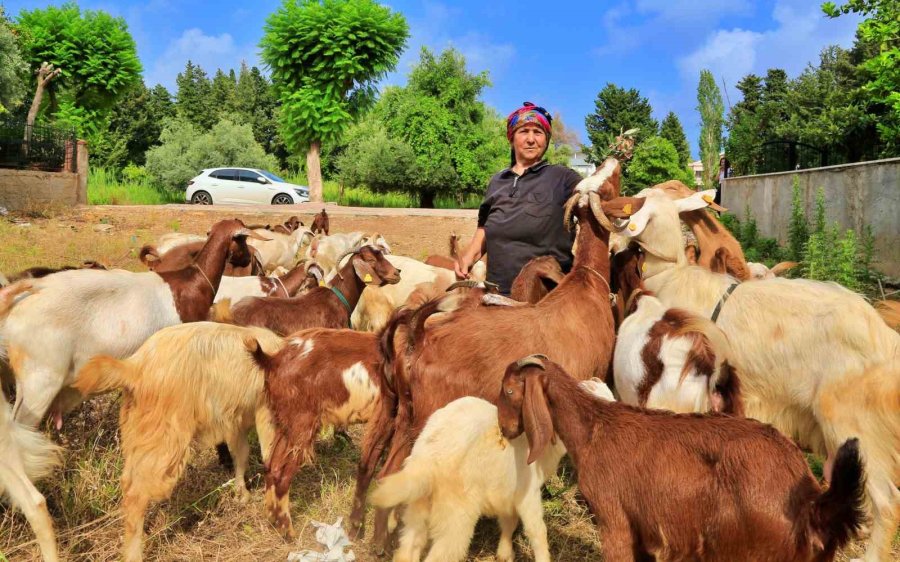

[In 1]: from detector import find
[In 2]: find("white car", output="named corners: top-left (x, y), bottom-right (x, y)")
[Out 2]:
top-left (185, 168), bottom-right (309, 205)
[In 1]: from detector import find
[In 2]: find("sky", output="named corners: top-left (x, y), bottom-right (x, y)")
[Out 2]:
top-left (4, 0), bottom-right (862, 159)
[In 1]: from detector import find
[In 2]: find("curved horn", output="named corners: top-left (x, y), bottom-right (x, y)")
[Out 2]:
top-left (563, 194), bottom-right (579, 231)
top-left (589, 191), bottom-right (616, 232)
top-left (336, 247), bottom-right (362, 267)
top-left (239, 228), bottom-right (272, 242)
top-left (516, 354), bottom-right (549, 370)
top-left (446, 280), bottom-right (480, 291)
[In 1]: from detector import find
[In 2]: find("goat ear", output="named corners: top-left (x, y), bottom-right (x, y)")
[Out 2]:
top-left (352, 257), bottom-right (382, 286)
top-left (676, 189), bottom-right (717, 214)
top-left (618, 199), bottom-right (653, 239)
top-left (523, 373), bottom-right (554, 465)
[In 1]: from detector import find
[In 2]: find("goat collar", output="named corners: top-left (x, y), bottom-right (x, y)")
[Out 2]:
top-left (577, 266), bottom-right (616, 306)
top-left (192, 263), bottom-right (216, 294)
top-left (330, 286), bottom-right (353, 326)
top-left (711, 282), bottom-right (739, 323)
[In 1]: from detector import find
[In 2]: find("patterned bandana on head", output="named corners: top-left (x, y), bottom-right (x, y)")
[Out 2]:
top-left (506, 101), bottom-right (552, 141)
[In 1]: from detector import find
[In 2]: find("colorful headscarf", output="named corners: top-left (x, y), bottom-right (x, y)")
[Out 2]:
top-left (506, 102), bottom-right (552, 141)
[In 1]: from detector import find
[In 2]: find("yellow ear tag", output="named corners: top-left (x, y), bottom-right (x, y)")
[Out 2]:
top-left (642, 262), bottom-right (647, 272)
top-left (628, 222), bottom-right (637, 231)
top-left (364, 273), bottom-right (373, 283)
top-left (318, 280), bottom-right (326, 287)
top-left (623, 203), bottom-right (632, 215)
top-left (702, 194), bottom-right (713, 203)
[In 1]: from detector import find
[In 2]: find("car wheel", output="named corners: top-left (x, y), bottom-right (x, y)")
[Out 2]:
top-left (191, 191), bottom-right (213, 205)
top-left (272, 194), bottom-right (293, 205)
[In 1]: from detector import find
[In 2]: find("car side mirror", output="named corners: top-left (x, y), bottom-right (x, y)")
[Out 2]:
top-left (257, 177), bottom-right (268, 184)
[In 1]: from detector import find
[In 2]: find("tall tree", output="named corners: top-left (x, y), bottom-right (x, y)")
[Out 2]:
top-left (261, 0), bottom-right (409, 202)
top-left (659, 111), bottom-right (691, 165)
top-left (15, 3), bottom-right (141, 131)
top-left (585, 83), bottom-right (658, 163)
top-left (100, 82), bottom-right (175, 167)
top-left (824, 0), bottom-right (900, 154)
top-left (0, 7), bottom-right (28, 114)
top-left (234, 62), bottom-right (284, 164)
top-left (697, 69), bottom-right (724, 188)
top-left (626, 136), bottom-right (696, 195)
top-left (210, 68), bottom-right (238, 116)
top-left (175, 61), bottom-right (216, 130)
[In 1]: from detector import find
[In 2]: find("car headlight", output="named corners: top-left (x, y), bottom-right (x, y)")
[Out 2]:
top-left (294, 188), bottom-right (309, 197)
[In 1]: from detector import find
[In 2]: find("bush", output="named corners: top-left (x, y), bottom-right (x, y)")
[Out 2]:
top-left (146, 116), bottom-right (278, 192)
top-left (88, 167), bottom-right (181, 205)
top-left (625, 136), bottom-right (695, 195)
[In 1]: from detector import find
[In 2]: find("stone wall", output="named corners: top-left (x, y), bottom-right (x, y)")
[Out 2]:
top-left (722, 157), bottom-right (900, 278)
top-left (0, 140), bottom-right (88, 210)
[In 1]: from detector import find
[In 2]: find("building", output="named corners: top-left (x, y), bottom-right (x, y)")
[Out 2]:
top-left (569, 151), bottom-right (596, 177)
top-left (688, 160), bottom-right (703, 186)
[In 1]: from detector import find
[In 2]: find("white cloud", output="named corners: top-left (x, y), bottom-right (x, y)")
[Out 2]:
top-left (678, 28), bottom-right (761, 85)
top-left (146, 28), bottom-right (259, 90)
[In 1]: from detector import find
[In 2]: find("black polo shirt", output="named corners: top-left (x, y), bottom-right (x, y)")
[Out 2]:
top-left (477, 161), bottom-right (583, 294)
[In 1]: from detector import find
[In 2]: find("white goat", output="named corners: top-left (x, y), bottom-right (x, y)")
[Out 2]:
top-left (351, 255), bottom-right (457, 332)
top-left (372, 380), bottom-right (614, 562)
top-left (306, 231), bottom-right (367, 276)
top-left (213, 261), bottom-right (323, 304)
top-left (153, 232), bottom-right (207, 254)
top-left (71, 322), bottom-right (283, 562)
top-left (617, 187), bottom-right (900, 562)
top-left (1, 385), bottom-right (62, 562)
top-left (0, 219), bottom-right (259, 428)
top-left (249, 227), bottom-right (313, 273)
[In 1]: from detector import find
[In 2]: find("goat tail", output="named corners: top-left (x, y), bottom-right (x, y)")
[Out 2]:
top-left (768, 260), bottom-right (799, 277)
top-left (1, 418), bottom-right (62, 494)
top-left (370, 461), bottom-right (433, 510)
top-left (809, 438), bottom-right (867, 555)
top-left (72, 355), bottom-right (136, 397)
top-left (0, 280), bottom-right (36, 321)
top-left (875, 300), bottom-right (900, 333)
top-left (210, 299), bottom-right (234, 323)
top-left (246, 335), bottom-right (275, 375)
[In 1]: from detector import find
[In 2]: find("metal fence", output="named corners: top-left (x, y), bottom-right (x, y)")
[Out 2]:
top-left (0, 118), bottom-right (77, 172)
top-left (758, 140), bottom-right (827, 174)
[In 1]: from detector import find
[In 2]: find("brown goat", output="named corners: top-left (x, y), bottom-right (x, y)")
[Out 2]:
top-left (311, 208), bottom-right (329, 235)
top-left (352, 158), bottom-right (642, 545)
top-left (215, 246), bottom-right (400, 335)
top-left (424, 233), bottom-right (460, 270)
top-left (140, 239), bottom-right (264, 276)
top-left (251, 326), bottom-right (396, 538)
top-left (509, 255), bottom-right (565, 303)
top-left (499, 356), bottom-right (866, 562)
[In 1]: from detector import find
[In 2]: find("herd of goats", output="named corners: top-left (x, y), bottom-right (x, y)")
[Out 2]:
top-left (0, 157), bottom-right (898, 562)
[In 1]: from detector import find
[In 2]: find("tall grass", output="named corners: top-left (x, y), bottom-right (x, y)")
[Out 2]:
top-left (284, 174), bottom-right (481, 209)
top-left (88, 168), bottom-right (182, 205)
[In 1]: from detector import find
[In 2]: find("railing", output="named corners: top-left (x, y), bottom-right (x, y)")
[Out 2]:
top-left (0, 118), bottom-right (77, 172)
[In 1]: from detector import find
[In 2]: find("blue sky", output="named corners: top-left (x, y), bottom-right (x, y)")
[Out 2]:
top-left (4, 0), bottom-right (861, 159)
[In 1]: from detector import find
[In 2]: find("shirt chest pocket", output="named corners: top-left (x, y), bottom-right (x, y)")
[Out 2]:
top-left (523, 191), bottom-right (553, 218)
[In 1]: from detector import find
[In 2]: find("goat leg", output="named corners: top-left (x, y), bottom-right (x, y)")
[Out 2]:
top-left (350, 396), bottom-right (396, 538)
top-left (215, 442), bottom-right (234, 472)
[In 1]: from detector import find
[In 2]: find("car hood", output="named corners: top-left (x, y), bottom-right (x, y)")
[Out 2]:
top-left (275, 182), bottom-right (308, 192)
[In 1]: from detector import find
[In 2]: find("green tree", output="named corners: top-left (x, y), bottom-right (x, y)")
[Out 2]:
top-left (824, 0), bottom-right (900, 154)
top-left (659, 111), bottom-right (691, 166)
top-left (625, 136), bottom-right (695, 195)
top-left (725, 74), bottom-right (764, 175)
top-left (336, 115), bottom-right (419, 193)
top-left (210, 68), bottom-right (238, 117)
top-left (146, 116), bottom-right (278, 192)
top-left (0, 8), bottom-right (28, 114)
top-left (260, 0), bottom-right (409, 202)
top-left (697, 69), bottom-right (724, 188)
top-left (97, 82), bottom-right (175, 168)
top-left (175, 60), bottom-right (216, 130)
top-left (233, 63), bottom-right (283, 160)
top-left (15, 3), bottom-right (141, 130)
top-left (585, 83), bottom-right (658, 163)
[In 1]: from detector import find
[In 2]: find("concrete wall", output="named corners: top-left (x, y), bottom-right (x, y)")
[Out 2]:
top-left (722, 157), bottom-right (900, 278)
top-left (0, 168), bottom-right (80, 210)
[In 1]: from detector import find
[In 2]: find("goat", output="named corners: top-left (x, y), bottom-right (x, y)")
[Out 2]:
top-left (251, 326), bottom-right (393, 538)
top-left (311, 208), bottom-right (329, 235)
top-left (499, 355), bottom-right (867, 562)
top-left (248, 227), bottom-right (314, 273)
top-left (876, 300), bottom-right (900, 332)
top-left (509, 255), bottom-right (565, 303)
top-left (0, 219), bottom-right (268, 428)
top-left (139, 237), bottom-right (263, 276)
top-left (1, 385), bottom-right (62, 562)
top-left (3, 260), bottom-right (108, 285)
top-left (215, 245), bottom-right (400, 336)
top-left (746, 260), bottom-right (800, 280)
top-left (353, 158), bottom-right (640, 545)
top-left (424, 233), bottom-right (460, 270)
top-left (213, 261), bottom-right (324, 303)
top-left (306, 232), bottom-right (366, 276)
top-left (273, 215), bottom-right (303, 235)
top-left (616, 187), bottom-right (900, 561)
top-left (71, 322), bottom-right (284, 562)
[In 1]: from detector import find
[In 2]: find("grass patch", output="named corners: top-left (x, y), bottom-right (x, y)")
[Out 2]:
top-left (88, 168), bottom-right (182, 206)
top-left (284, 174), bottom-right (481, 209)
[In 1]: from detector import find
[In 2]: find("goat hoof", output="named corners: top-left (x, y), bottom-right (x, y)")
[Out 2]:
top-left (235, 488), bottom-right (251, 504)
top-left (348, 519), bottom-right (365, 540)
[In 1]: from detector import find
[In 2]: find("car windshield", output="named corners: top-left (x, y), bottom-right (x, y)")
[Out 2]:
top-left (257, 170), bottom-right (285, 183)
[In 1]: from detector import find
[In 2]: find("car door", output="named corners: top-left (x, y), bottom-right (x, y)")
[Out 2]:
top-left (237, 169), bottom-right (267, 204)
top-left (208, 169), bottom-right (242, 203)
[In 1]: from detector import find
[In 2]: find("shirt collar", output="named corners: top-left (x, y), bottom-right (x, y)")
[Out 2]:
top-left (500, 160), bottom-right (550, 178)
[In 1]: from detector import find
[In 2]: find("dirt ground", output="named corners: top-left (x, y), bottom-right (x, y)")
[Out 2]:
top-left (0, 204), bottom-right (896, 561)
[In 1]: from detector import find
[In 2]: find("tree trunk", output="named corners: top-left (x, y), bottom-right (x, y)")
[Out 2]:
top-left (24, 63), bottom-right (61, 156)
top-left (419, 190), bottom-right (435, 209)
top-left (306, 140), bottom-right (323, 203)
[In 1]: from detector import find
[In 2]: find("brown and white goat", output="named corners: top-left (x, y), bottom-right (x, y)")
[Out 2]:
top-left (499, 355), bottom-right (866, 562)
top-left (140, 237), bottom-right (263, 276)
top-left (251, 326), bottom-right (394, 538)
top-left (213, 260), bottom-right (324, 303)
top-left (424, 233), bottom-right (460, 270)
top-left (4, 260), bottom-right (107, 284)
top-left (311, 208), bottom-right (329, 235)
top-left (0, 219), bottom-right (268, 427)
top-left (353, 158), bottom-right (640, 545)
top-left (72, 322), bottom-right (284, 562)
top-left (215, 245), bottom-right (400, 335)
